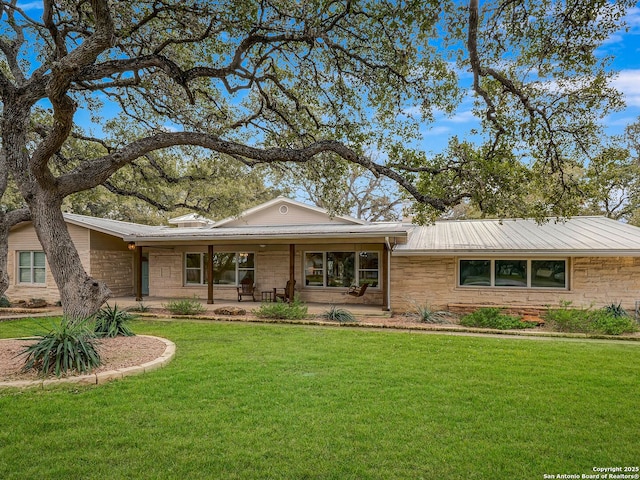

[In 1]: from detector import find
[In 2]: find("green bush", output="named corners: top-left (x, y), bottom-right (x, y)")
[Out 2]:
top-left (254, 297), bottom-right (308, 320)
top-left (94, 303), bottom-right (136, 338)
top-left (164, 297), bottom-right (206, 316)
top-left (321, 306), bottom-right (356, 323)
top-left (543, 307), bottom-right (593, 333)
top-left (460, 307), bottom-right (534, 330)
top-left (0, 295), bottom-right (10, 308)
top-left (544, 306), bottom-right (638, 335)
top-left (406, 302), bottom-right (455, 324)
top-left (20, 318), bottom-right (101, 377)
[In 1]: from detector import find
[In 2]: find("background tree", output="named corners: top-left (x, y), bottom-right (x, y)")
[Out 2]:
top-left (272, 159), bottom-right (403, 221)
top-left (0, 0), bottom-right (633, 318)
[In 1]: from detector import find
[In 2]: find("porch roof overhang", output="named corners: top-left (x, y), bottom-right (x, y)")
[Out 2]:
top-left (123, 223), bottom-right (408, 244)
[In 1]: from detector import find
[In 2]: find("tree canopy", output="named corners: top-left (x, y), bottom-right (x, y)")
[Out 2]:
top-left (0, 0), bottom-right (634, 317)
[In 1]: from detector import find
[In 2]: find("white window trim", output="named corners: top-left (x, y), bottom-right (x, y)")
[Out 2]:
top-left (17, 251), bottom-right (46, 285)
top-left (458, 258), bottom-right (568, 290)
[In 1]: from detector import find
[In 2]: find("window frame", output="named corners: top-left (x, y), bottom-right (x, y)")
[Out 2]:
top-left (17, 251), bottom-right (46, 285)
top-left (458, 258), bottom-right (568, 290)
top-left (304, 250), bottom-right (380, 289)
top-left (184, 252), bottom-right (255, 286)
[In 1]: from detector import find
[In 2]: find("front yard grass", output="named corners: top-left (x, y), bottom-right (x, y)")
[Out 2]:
top-left (1, 318), bottom-right (639, 479)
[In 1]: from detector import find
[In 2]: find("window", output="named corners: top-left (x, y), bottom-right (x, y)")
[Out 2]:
top-left (459, 259), bottom-right (567, 289)
top-left (305, 251), bottom-right (379, 288)
top-left (18, 251), bottom-right (46, 284)
top-left (185, 252), bottom-right (255, 286)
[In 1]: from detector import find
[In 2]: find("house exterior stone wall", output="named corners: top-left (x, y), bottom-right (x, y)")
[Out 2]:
top-left (90, 250), bottom-right (134, 297)
top-left (390, 255), bottom-right (640, 313)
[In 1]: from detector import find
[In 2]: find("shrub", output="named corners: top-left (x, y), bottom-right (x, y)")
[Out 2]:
top-left (321, 306), bottom-right (356, 323)
top-left (405, 302), bottom-right (455, 324)
top-left (460, 307), bottom-right (535, 330)
top-left (0, 295), bottom-right (10, 308)
top-left (130, 301), bottom-right (150, 313)
top-left (544, 306), bottom-right (638, 335)
top-left (94, 303), bottom-right (136, 338)
top-left (543, 307), bottom-right (593, 333)
top-left (592, 311), bottom-right (638, 335)
top-left (602, 301), bottom-right (628, 318)
top-left (164, 297), bottom-right (206, 316)
top-left (254, 297), bottom-right (308, 320)
top-left (20, 318), bottom-right (101, 377)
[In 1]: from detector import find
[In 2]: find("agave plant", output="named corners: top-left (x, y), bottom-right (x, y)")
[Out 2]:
top-left (321, 305), bottom-right (356, 323)
top-left (20, 318), bottom-right (101, 377)
top-left (94, 303), bottom-right (136, 337)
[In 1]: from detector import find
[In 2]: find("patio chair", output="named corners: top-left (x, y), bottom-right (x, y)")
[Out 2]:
top-left (346, 283), bottom-right (368, 297)
top-left (274, 279), bottom-right (296, 303)
top-left (237, 277), bottom-right (256, 302)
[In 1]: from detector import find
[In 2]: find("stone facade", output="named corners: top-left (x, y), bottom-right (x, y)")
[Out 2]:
top-left (90, 250), bottom-right (134, 297)
top-left (390, 255), bottom-right (640, 314)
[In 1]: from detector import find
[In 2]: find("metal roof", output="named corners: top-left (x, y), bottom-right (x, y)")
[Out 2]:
top-left (395, 216), bottom-right (640, 256)
top-left (63, 213), bottom-right (167, 239)
top-left (123, 223), bottom-right (407, 242)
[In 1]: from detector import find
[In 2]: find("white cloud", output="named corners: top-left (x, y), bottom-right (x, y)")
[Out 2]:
top-left (613, 70), bottom-right (640, 107)
top-left (422, 126), bottom-right (451, 136)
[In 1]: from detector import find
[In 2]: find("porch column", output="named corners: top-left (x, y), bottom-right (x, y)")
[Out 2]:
top-left (381, 243), bottom-right (390, 311)
top-left (207, 245), bottom-right (214, 304)
top-left (135, 246), bottom-right (143, 301)
top-left (288, 243), bottom-right (296, 301)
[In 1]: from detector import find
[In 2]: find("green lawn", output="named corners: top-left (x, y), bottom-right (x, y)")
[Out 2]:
top-left (1, 318), bottom-right (639, 479)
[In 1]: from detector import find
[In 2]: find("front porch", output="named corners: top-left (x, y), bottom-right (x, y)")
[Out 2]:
top-left (112, 295), bottom-right (391, 318)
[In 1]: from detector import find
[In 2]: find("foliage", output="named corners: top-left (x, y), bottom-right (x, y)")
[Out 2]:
top-left (320, 306), bottom-right (356, 323)
top-left (405, 301), bottom-right (456, 324)
top-left (94, 303), bottom-right (136, 338)
top-left (130, 301), bottom-right (150, 313)
top-left (460, 308), bottom-right (535, 330)
top-left (602, 301), bottom-right (628, 318)
top-left (163, 298), bottom-right (206, 316)
top-left (544, 306), bottom-right (638, 335)
top-left (19, 318), bottom-right (101, 377)
top-left (0, 296), bottom-right (10, 308)
top-left (254, 297), bottom-right (308, 320)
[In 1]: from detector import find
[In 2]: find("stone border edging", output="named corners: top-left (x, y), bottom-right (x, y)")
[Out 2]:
top-left (0, 335), bottom-right (175, 390)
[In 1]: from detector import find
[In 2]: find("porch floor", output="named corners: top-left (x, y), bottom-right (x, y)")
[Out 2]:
top-left (111, 296), bottom-right (391, 318)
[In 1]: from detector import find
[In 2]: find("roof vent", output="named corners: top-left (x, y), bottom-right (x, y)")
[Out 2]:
top-left (279, 205), bottom-right (289, 215)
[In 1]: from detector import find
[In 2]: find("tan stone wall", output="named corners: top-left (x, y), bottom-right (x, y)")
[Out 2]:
top-left (390, 255), bottom-right (640, 313)
top-left (6, 223), bottom-right (90, 304)
top-left (90, 250), bottom-right (134, 296)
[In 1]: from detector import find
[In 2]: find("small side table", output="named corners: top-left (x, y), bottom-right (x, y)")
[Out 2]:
top-left (261, 290), bottom-right (273, 302)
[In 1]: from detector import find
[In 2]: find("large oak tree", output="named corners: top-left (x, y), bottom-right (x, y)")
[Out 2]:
top-left (0, 0), bottom-right (632, 318)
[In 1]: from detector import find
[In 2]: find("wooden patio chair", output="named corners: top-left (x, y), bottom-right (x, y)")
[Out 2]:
top-left (274, 279), bottom-right (296, 303)
top-left (237, 277), bottom-right (256, 302)
top-left (346, 283), bottom-right (368, 297)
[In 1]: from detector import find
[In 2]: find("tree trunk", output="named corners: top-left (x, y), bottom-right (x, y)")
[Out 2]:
top-left (28, 193), bottom-right (111, 320)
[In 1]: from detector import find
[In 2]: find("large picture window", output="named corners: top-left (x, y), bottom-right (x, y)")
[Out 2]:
top-left (305, 251), bottom-right (379, 288)
top-left (185, 252), bottom-right (255, 286)
top-left (459, 259), bottom-right (567, 289)
top-left (18, 251), bottom-right (46, 284)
